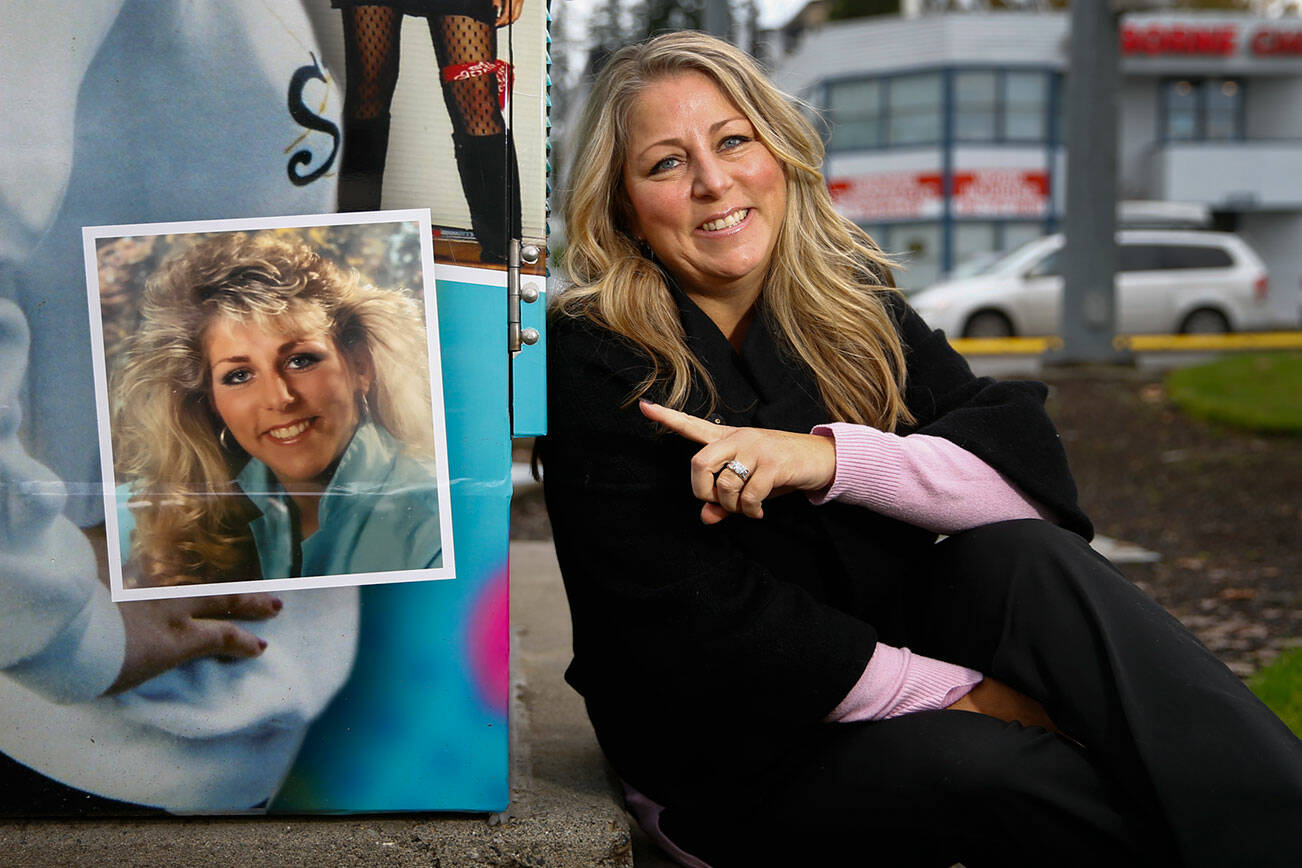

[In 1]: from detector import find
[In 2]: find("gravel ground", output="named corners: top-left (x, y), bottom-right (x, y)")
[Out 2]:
top-left (1041, 367), bottom-right (1301, 678)
top-left (512, 363), bottom-right (1302, 678)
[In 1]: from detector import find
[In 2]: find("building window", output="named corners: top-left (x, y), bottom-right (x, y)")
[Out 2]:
top-left (949, 221), bottom-right (1047, 279)
top-left (954, 71), bottom-right (998, 142)
top-left (826, 73), bottom-right (943, 149)
top-left (827, 78), bottom-right (883, 150)
top-left (1204, 79), bottom-right (1241, 139)
top-left (827, 68), bottom-right (1053, 150)
top-left (1162, 78), bottom-right (1243, 141)
top-left (952, 221), bottom-right (999, 270)
top-left (864, 222), bottom-right (942, 290)
top-left (1001, 221), bottom-right (1046, 255)
top-left (888, 73), bottom-right (944, 145)
top-left (953, 70), bottom-right (1052, 143)
top-left (1005, 71), bottom-right (1050, 142)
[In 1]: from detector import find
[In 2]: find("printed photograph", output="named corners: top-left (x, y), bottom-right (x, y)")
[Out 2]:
top-left (84, 212), bottom-right (456, 601)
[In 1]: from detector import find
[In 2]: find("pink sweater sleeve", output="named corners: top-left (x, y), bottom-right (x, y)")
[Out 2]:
top-left (807, 422), bottom-right (1054, 533)
top-left (810, 422), bottom-right (1051, 721)
top-left (825, 643), bottom-right (983, 722)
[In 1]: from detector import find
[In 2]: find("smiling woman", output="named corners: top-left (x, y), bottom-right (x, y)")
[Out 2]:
top-left (206, 317), bottom-right (373, 538)
top-left (619, 71), bottom-right (787, 340)
top-left (541, 30), bottom-right (1302, 868)
top-left (112, 231), bottom-right (443, 587)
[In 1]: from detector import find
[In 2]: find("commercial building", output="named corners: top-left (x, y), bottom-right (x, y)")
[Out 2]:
top-left (771, 9), bottom-right (1302, 324)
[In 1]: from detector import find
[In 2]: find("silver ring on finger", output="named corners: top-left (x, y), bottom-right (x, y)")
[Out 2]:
top-left (724, 459), bottom-right (752, 484)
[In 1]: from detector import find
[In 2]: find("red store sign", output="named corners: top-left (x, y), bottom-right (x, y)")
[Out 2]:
top-left (828, 172), bottom-right (944, 222)
top-left (1121, 23), bottom-right (1302, 58)
top-left (952, 170), bottom-right (1048, 218)
top-left (1122, 24), bottom-right (1237, 56)
top-left (828, 170), bottom-right (1048, 222)
top-left (1251, 28), bottom-right (1302, 56)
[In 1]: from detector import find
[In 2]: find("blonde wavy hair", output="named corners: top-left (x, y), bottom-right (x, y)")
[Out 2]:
top-left (112, 231), bottom-right (434, 586)
top-left (558, 30), bottom-right (913, 429)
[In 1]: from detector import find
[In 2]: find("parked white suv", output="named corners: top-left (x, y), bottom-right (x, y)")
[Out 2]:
top-left (909, 230), bottom-right (1274, 338)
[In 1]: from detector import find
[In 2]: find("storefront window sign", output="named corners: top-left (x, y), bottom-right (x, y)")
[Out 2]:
top-left (828, 170), bottom-right (1047, 223)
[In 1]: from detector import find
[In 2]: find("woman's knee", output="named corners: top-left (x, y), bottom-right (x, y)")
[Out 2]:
top-left (941, 519), bottom-right (1091, 565)
top-left (931, 519), bottom-right (1118, 602)
top-left (910, 520), bottom-right (1138, 672)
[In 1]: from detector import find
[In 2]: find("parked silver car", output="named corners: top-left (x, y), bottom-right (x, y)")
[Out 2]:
top-left (909, 230), bottom-right (1275, 338)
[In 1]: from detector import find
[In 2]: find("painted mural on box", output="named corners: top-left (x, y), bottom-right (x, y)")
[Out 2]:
top-left (307, 0), bottom-right (547, 265)
top-left (0, 1), bottom-right (527, 815)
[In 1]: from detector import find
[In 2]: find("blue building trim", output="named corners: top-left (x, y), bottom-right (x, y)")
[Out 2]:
top-left (1046, 69), bottom-right (1061, 236)
top-left (941, 68), bottom-right (955, 275)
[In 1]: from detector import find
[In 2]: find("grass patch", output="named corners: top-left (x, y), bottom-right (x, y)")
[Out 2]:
top-left (1249, 647), bottom-right (1302, 737)
top-left (1166, 352), bottom-right (1302, 435)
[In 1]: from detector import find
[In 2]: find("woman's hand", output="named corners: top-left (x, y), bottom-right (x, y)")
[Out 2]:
top-left (107, 594), bottom-right (282, 695)
top-left (640, 400), bottom-right (836, 524)
top-left (946, 676), bottom-right (1060, 733)
top-left (493, 0), bottom-right (524, 27)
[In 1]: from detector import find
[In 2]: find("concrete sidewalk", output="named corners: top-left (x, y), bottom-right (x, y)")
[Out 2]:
top-left (0, 541), bottom-right (638, 867)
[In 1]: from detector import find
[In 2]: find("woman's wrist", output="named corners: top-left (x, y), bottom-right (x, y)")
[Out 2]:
top-left (806, 423), bottom-right (904, 508)
top-left (826, 643), bottom-right (983, 723)
top-left (805, 431), bottom-right (838, 493)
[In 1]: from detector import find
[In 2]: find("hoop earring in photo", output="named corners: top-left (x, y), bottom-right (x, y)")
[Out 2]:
top-left (219, 425), bottom-right (236, 452)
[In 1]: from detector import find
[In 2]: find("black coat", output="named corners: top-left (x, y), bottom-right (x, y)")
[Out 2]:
top-left (539, 285), bottom-right (1089, 811)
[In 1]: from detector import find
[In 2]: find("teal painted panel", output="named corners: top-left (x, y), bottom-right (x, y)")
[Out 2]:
top-left (512, 277), bottom-right (547, 438)
top-left (275, 274), bottom-right (511, 812)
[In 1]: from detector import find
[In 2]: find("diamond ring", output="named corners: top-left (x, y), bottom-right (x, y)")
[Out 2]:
top-left (724, 459), bottom-right (752, 484)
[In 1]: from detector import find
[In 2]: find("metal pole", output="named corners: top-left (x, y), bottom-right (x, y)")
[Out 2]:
top-left (1050, 0), bottom-right (1130, 364)
top-left (702, 0), bottom-right (732, 40)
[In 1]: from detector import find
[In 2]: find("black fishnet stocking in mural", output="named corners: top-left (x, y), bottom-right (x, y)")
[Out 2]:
top-left (430, 12), bottom-right (519, 263)
top-left (336, 4), bottom-right (521, 262)
top-left (341, 6), bottom-right (403, 121)
top-left (429, 14), bottom-right (504, 137)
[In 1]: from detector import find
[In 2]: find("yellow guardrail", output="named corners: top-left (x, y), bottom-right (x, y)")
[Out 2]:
top-left (1115, 332), bottom-right (1302, 352)
top-left (950, 332), bottom-right (1302, 355)
top-left (948, 336), bottom-right (1061, 355)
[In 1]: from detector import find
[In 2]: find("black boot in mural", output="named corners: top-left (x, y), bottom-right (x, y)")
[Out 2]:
top-left (452, 130), bottom-right (521, 266)
top-left (337, 114), bottom-right (392, 213)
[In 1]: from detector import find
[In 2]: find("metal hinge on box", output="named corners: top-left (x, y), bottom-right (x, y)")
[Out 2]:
top-left (508, 239), bottom-right (541, 356)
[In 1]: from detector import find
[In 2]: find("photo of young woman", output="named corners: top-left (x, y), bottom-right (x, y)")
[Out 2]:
top-left (106, 227), bottom-right (448, 596)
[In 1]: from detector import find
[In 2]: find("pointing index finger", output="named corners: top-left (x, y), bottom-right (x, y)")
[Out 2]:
top-left (639, 400), bottom-right (728, 445)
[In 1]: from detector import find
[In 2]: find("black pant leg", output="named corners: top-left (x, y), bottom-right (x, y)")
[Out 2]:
top-left (660, 711), bottom-right (1149, 868)
top-left (911, 519), bottom-right (1302, 868)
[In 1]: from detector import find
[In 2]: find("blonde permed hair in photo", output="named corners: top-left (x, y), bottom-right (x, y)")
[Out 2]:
top-left (558, 30), bottom-right (913, 429)
top-left (112, 231), bottom-right (434, 586)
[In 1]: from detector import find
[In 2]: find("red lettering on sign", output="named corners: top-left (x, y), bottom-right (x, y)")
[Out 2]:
top-left (1121, 24), bottom-right (1237, 56)
top-left (1252, 29), bottom-right (1302, 56)
top-left (828, 172), bottom-right (944, 221)
top-left (951, 170), bottom-right (1049, 218)
top-left (915, 174), bottom-right (945, 195)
